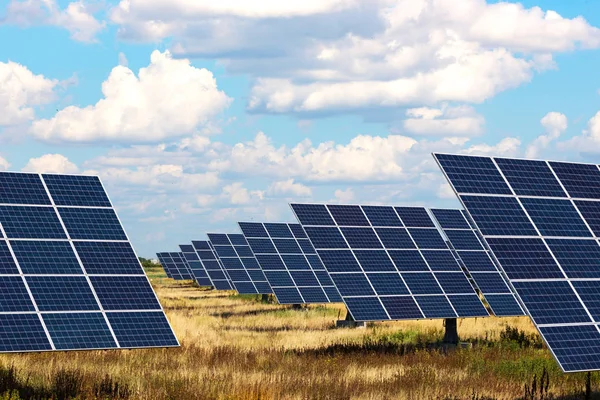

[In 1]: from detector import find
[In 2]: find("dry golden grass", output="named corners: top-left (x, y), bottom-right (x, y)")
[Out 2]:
top-left (0, 277), bottom-right (596, 399)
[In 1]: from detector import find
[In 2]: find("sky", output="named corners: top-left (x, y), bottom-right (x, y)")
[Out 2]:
top-left (1, 0), bottom-right (600, 257)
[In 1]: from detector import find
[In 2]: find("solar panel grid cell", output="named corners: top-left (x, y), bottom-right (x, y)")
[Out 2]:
top-left (179, 244), bottom-right (212, 286)
top-left (193, 241), bottom-right (233, 290)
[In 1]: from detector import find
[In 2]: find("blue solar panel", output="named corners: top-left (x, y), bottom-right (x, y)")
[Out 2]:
top-left (0, 172), bottom-right (180, 352)
top-left (0, 206), bottom-right (66, 239)
top-left (42, 174), bottom-right (112, 207)
top-left (193, 241), bottom-right (232, 290)
top-left (0, 173), bottom-right (51, 205)
top-left (291, 203), bottom-right (487, 321)
top-left (76, 242), bottom-right (143, 275)
top-left (429, 207), bottom-right (523, 317)
top-left (59, 208), bottom-right (127, 240)
top-left (0, 276), bottom-right (35, 312)
top-left (90, 276), bottom-right (162, 310)
top-left (435, 153), bottom-right (600, 372)
top-left (494, 158), bottom-right (567, 198)
top-left (168, 252), bottom-right (193, 280)
top-left (0, 314), bottom-right (51, 351)
top-left (207, 233), bottom-right (271, 294)
top-left (179, 244), bottom-right (212, 286)
top-left (156, 253), bottom-right (173, 278)
top-left (549, 161), bottom-right (600, 199)
top-left (12, 241), bottom-right (83, 274)
top-left (106, 311), bottom-right (179, 348)
top-left (43, 313), bottom-right (116, 350)
top-left (28, 276), bottom-right (99, 311)
top-left (240, 222), bottom-right (341, 304)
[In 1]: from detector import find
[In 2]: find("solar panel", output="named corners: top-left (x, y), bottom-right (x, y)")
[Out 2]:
top-left (191, 240), bottom-right (233, 290)
top-left (0, 172), bottom-right (177, 352)
top-left (167, 252), bottom-right (192, 280)
top-left (207, 233), bottom-right (272, 294)
top-left (430, 208), bottom-right (524, 317)
top-left (290, 203), bottom-right (488, 322)
top-left (156, 253), bottom-right (173, 278)
top-left (239, 222), bottom-right (342, 304)
top-left (434, 153), bottom-right (600, 372)
top-left (179, 244), bottom-right (212, 287)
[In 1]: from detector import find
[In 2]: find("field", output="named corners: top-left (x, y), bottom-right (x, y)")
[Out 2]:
top-left (0, 264), bottom-right (598, 399)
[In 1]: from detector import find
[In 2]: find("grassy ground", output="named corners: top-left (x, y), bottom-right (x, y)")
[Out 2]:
top-left (0, 270), bottom-right (598, 399)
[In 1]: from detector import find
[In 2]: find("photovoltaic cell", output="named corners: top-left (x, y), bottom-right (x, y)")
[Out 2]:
top-left (207, 233), bottom-right (271, 294)
top-left (291, 203), bottom-right (488, 321)
top-left (430, 208), bottom-right (524, 317)
top-left (434, 153), bottom-right (600, 372)
top-left (192, 241), bottom-right (233, 290)
top-left (0, 171), bottom-right (177, 352)
top-left (239, 222), bottom-right (342, 304)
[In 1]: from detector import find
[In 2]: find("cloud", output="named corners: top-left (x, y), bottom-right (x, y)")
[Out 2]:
top-left (267, 179), bottom-right (312, 197)
top-left (403, 104), bottom-right (484, 136)
top-left (222, 182), bottom-right (264, 205)
top-left (2, 0), bottom-right (105, 43)
top-left (525, 111), bottom-right (567, 158)
top-left (558, 111), bottom-right (600, 156)
top-left (463, 137), bottom-right (522, 157)
top-left (0, 157), bottom-right (10, 171)
top-left (109, 0), bottom-right (599, 119)
top-left (22, 154), bottom-right (79, 174)
top-left (0, 60), bottom-right (58, 126)
top-left (31, 50), bottom-right (232, 143)
top-left (334, 188), bottom-right (354, 203)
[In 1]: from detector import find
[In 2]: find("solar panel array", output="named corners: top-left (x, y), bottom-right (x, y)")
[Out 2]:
top-left (290, 204), bottom-right (489, 321)
top-left (239, 222), bottom-right (342, 304)
top-left (207, 233), bottom-right (272, 294)
top-left (435, 153), bottom-right (600, 372)
top-left (429, 208), bottom-right (524, 317)
top-left (192, 240), bottom-right (233, 290)
top-left (156, 252), bottom-right (173, 278)
top-left (0, 172), bottom-right (178, 352)
top-left (168, 252), bottom-right (193, 280)
top-left (179, 244), bottom-right (212, 287)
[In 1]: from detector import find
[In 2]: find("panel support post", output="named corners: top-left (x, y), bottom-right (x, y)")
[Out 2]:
top-left (291, 304), bottom-right (303, 310)
top-left (443, 318), bottom-right (459, 345)
top-left (260, 294), bottom-right (270, 303)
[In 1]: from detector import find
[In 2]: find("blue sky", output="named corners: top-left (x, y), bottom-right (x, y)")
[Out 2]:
top-left (1, 0), bottom-right (600, 257)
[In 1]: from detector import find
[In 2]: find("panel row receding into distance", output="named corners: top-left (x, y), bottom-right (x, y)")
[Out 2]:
top-left (0, 172), bottom-right (178, 352)
top-left (207, 233), bottom-right (272, 294)
top-left (156, 253), bottom-right (173, 279)
top-left (434, 153), bottom-right (600, 372)
top-left (192, 241), bottom-right (233, 290)
top-left (239, 222), bottom-right (342, 304)
top-left (164, 252), bottom-right (192, 281)
top-left (179, 244), bottom-right (212, 287)
top-left (429, 208), bottom-right (524, 317)
top-left (290, 203), bottom-right (489, 321)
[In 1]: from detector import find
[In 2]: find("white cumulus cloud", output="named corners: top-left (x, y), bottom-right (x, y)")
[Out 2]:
top-left (525, 112), bottom-right (568, 158)
top-left (267, 179), bottom-right (312, 197)
top-left (0, 60), bottom-right (57, 126)
top-left (403, 104), bottom-right (484, 136)
top-left (31, 50), bottom-right (231, 143)
top-left (22, 154), bottom-right (79, 174)
top-left (2, 0), bottom-right (105, 42)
